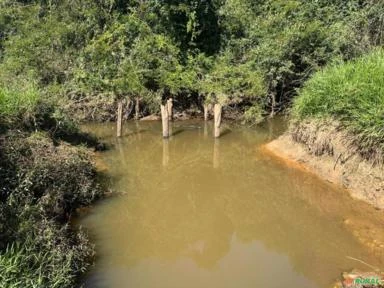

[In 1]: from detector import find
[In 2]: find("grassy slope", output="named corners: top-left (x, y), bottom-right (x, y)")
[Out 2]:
top-left (0, 85), bottom-right (102, 287)
top-left (291, 48), bottom-right (384, 163)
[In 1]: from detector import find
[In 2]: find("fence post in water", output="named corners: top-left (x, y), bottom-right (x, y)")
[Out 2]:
top-left (161, 104), bottom-right (169, 138)
top-left (204, 104), bottom-right (209, 121)
top-left (213, 103), bottom-right (222, 138)
top-left (167, 98), bottom-right (173, 121)
top-left (116, 100), bottom-right (123, 137)
top-left (135, 97), bottom-right (140, 120)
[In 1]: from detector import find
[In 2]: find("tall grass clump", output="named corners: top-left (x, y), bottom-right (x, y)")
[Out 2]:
top-left (0, 227), bottom-right (92, 288)
top-left (0, 84), bottom-right (40, 118)
top-left (292, 48), bottom-right (384, 163)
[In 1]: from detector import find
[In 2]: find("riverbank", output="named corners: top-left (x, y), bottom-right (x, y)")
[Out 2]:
top-left (0, 129), bottom-right (103, 288)
top-left (263, 120), bottom-right (384, 209)
top-left (264, 49), bottom-right (384, 210)
top-left (0, 88), bottom-right (103, 287)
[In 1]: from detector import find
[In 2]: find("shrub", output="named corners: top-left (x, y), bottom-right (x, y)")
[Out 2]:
top-left (242, 105), bottom-right (264, 126)
top-left (0, 131), bottom-right (101, 287)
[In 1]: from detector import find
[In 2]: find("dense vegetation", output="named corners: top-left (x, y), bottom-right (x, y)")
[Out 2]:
top-left (0, 82), bottom-right (102, 287)
top-left (292, 48), bottom-right (384, 163)
top-left (0, 0), bottom-right (382, 122)
top-left (0, 0), bottom-right (383, 287)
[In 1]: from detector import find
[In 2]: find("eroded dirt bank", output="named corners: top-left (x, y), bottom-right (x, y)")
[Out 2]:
top-left (263, 120), bottom-right (384, 210)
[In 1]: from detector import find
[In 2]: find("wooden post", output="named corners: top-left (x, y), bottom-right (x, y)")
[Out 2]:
top-left (161, 104), bottom-right (169, 138)
top-left (167, 98), bottom-right (173, 121)
top-left (204, 104), bottom-right (209, 121)
top-left (135, 97), bottom-right (140, 120)
top-left (116, 100), bottom-right (123, 137)
top-left (213, 103), bottom-right (222, 138)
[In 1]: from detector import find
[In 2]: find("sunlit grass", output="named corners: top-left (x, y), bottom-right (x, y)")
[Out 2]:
top-left (0, 84), bottom-right (40, 118)
top-left (292, 48), bottom-right (384, 162)
top-left (0, 238), bottom-right (76, 288)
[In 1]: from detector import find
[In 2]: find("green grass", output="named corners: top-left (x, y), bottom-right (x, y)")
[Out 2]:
top-left (292, 48), bottom-right (384, 162)
top-left (0, 226), bottom-right (92, 288)
top-left (0, 241), bottom-right (75, 288)
top-left (0, 84), bottom-right (40, 118)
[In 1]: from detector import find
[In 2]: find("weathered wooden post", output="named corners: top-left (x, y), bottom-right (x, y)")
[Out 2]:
top-left (208, 103), bottom-right (213, 116)
top-left (167, 98), bottom-right (173, 121)
top-left (116, 100), bottom-right (123, 137)
top-left (161, 104), bottom-right (169, 138)
top-left (213, 103), bottom-right (222, 138)
top-left (204, 104), bottom-right (209, 121)
top-left (135, 97), bottom-right (140, 120)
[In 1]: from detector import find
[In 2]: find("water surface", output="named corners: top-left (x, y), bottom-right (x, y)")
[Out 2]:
top-left (81, 120), bottom-right (384, 288)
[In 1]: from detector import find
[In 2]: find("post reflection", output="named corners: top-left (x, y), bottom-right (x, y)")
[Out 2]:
top-left (213, 138), bottom-right (220, 168)
top-left (162, 139), bottom-right (170, 167)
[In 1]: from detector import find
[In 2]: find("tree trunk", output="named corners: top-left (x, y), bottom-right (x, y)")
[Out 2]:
top-left (161, 104), bottom-right (169, 138)
top-left (116, 100), bottom-right (123, 137)
top-left (167, 98), bottom-right (173, 121)
top-left (213, 103), bottom-right (222, 138)
top-left (135, 97), bottom-right (140, 120)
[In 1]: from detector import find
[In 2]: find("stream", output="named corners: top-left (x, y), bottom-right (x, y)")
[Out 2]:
top-left (80, 119), bottom-right (384, 288)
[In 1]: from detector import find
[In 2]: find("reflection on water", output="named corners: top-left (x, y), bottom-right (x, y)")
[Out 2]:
top-left (81, 119), bottom-right (384, 288)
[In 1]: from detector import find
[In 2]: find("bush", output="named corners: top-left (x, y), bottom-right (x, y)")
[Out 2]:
top-left (0, 131), bottom-right (101, 287)
top-left (292, 48), bottom-right (384, 163)
top-left (242, 105), bottom-right (264, 126)
top-left (0, 132), bottom-right (101, 223)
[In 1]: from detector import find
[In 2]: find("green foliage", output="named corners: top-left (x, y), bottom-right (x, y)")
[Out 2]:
top-left (219, 0), bottom-right (383, 110)
top-left (0, 227), bottom-right (92, 288)
top-left (76, 14), bottom-right (149, 98)
top-left (130, 33), bottom-right (182, 95)
top-left (201, 53), bottom-right (266, 104)
top-left (0, 82), bottom-right (39, 118)
top-left (0, 130), bottom-right (101, 287)
top-left (242, 105), bottom-right (264, 126)
top-left (292, 48), bottom-right (384, 162)
top-left (0, 1), bottom-right (108, 86)
top-left (1, 0), bottom-right (382, 120)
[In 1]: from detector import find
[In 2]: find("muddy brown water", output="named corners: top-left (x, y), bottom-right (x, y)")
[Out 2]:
top-left (80, 119), bottom-right (384, 288)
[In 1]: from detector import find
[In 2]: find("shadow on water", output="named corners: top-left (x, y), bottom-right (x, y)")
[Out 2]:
top-left (220, 128), bottom-right (232, 137)
top-left (171, 129), bottom-right (184, 137)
